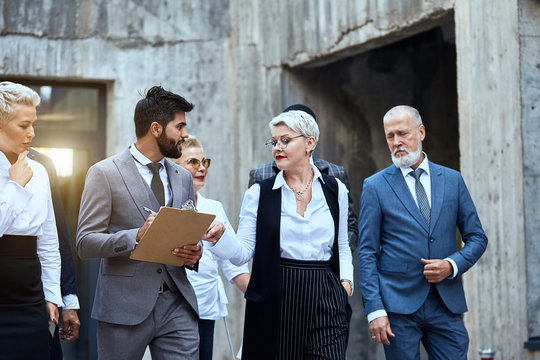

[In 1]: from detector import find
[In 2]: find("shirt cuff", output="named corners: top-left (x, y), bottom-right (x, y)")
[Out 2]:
top-left (367, 309), bottom-right (388, 323)
top-left (445, 257), bottom-right (458, 278)
top-left (62, 294), bottom-right (80, 310)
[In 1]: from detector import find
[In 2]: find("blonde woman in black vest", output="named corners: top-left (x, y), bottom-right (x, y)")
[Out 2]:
top-left (212, 109), bottom-right (354, 360)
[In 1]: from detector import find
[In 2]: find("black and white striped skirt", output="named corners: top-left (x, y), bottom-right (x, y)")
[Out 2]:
top-left (279, 258), bottom-right (351, 360)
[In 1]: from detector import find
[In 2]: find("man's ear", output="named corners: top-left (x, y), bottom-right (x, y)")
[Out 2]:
top-left (150, 122), bottom-right (162, 137)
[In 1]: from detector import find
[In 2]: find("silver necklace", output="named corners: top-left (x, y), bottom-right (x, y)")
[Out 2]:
top-left (288, 171), bottom-right (314, 200)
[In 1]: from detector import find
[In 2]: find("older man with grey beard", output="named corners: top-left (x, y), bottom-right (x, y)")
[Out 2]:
top-left (358, 105), bottom-right (488, 360)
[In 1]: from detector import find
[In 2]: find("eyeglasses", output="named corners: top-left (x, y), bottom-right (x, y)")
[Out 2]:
top-left (184, 158), bottom-right (211, 169)
top-left (264, 135), bottom-right (304, 150)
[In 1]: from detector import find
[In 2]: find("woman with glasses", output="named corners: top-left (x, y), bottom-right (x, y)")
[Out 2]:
top-left (174, 136), bottom-right (250, 360)
top-left (0, 82), bottom-right (62, 359)
top-left (212, 110), bottom-right (353, 360)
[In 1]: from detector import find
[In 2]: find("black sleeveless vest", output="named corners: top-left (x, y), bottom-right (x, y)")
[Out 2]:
top-left (242, 173), bottom-right (340, 360)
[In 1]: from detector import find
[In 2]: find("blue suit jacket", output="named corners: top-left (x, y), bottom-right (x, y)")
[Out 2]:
top-left (358, 161), bottom-right (487, 316)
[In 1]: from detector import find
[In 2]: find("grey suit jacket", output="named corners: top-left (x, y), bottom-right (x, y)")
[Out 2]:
top-left (76, 148), bottom-right (198, 325)
top-left (248, 157), bottom-right (359, 250)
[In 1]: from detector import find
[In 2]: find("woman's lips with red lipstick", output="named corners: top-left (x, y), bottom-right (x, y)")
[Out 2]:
top-left (275, 155), bottom-right (286, 160)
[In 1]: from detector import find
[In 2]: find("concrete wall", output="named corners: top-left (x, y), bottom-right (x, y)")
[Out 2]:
top-left (520, 0), bottom-right (540, 347)
top-left (455, 0), bottom-right (539, 358)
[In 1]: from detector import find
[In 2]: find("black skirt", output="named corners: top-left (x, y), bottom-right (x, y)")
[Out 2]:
top-left (0, 235), bottom-right (49, 360)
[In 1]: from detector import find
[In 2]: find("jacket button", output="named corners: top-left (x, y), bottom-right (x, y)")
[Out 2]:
top-left (157, 268), bottom-right (163, 274)
top-left (429, 237), bottom-right (435, 243)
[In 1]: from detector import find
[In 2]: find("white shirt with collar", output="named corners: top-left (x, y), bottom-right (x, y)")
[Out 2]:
top-left (0, 152), bottom-right (63, 306)
top-left (187, 193), bottom-right (249, 320)
top-left (213, 163), bottom-right (354, 288)
top-left (130, 143), bottom-right (171, 205)
top-left (367, 154), bottom-right (458, 323)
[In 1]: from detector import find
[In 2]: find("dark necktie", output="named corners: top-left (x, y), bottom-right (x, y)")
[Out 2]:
top-left (147, 162), bottom-right (165, 206)
top-left (410, 168), bottom-right (431, 227)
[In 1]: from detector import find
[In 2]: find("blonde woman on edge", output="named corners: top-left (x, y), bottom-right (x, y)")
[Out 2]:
top-left (0, 82), bottom-right (62, 359)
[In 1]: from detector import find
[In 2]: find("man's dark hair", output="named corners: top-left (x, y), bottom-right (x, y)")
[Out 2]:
top-left (283, 104), bottom-right (317, 122)
top-left (134, 86), bottom-right (194, 138)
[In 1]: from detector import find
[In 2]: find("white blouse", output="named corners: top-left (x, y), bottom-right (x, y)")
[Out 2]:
top-left (213, 164), bottom-right (354, 287)
top-left (0, 152), bottom-right (63, 306)
top-left (187, 194), bottom-right (249, 320)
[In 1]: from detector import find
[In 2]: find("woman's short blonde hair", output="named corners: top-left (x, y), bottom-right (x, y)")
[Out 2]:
top-left (0, 82), bottom-right (40, 122)
top-left (182, 135), bottom-right (203, 151)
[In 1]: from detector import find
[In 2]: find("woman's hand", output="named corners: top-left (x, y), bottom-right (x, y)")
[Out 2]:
top-left (9, 150), bottom-right (33, 187)
top-left (341, 280), bottom-right (352, 296)
top-left (45, 301), bottom-right (59, 324)
top-left (201, 221), bottom-right (225, 242)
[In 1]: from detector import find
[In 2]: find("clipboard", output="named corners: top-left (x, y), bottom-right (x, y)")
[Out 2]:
top-left (130, 206), bottom-right (216, 266)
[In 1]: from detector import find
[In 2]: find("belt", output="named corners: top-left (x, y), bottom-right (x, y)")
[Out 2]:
top-left (429, 284), bottom-right (437, 294)
top-left (158, 282), bottom-right (170, 294)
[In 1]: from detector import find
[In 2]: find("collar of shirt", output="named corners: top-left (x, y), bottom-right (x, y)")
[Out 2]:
top-left (272, 163), bottom-right (323, 191)
top-left (129, 143), bottom-right (166, 167)
top-left (399, 152), bottom-right (430, 178)
top-left (0, 151), bottom-right (11, 171)
top-left (129, 143), bottom-right (171, 204)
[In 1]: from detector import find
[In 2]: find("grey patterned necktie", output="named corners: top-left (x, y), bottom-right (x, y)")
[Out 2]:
top-left (147, 162), bottom-right (165, 206)
top-left (410, 168), bottom-right (430, 227)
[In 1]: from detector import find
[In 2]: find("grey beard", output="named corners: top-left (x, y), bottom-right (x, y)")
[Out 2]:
top-left (391, 146), bottom-right (422, 169)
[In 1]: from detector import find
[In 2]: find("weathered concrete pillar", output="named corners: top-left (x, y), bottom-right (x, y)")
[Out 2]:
top-left (520, 0), bottom-right (540, 352)
top-left (455, 0), bottom-right (537, 358)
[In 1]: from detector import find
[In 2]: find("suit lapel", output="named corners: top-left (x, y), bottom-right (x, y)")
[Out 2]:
top-left (383, 165), bottom-right (429, 232)
top-left (165, 160), bottom-right (185, 209)
top-left (113, 149), bottom-right (158, 218)
top-left (428, 162), bottom-right (444, 233)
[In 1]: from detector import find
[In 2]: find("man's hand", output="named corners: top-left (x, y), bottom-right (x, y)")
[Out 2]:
top-left (201, 221), bottom-right (225, 242)
top-left (369, 316), bottom-right (395, 345)
top-left (45, 301), bottom-right (59, 324)
top-left (421, 258), bottom-right (453, 283)
top-left (9, 150), bottom-right (33, 187)
top-left (136, 213), bottom-right (157, 243)
top-left (59, 309), bottom-right (80, 342)
top-left (172, 243), bottom-right (201, 266)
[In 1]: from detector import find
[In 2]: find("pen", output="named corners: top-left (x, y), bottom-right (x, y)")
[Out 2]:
top-left (142, 206), bottom-right (156, 214)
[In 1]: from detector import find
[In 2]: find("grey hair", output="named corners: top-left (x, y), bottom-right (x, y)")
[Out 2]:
top-left (383, 105), bottom-right (422, 125)
top-left (268, 110), bottom-right (319, 152)
top-left (0, 82), bottom-right (40, 122)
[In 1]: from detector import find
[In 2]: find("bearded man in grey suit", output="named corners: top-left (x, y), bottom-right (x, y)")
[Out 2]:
top-left (249, 104), bottom-right (359, 250)
top-left (77, 86), bottom-right (226, 360)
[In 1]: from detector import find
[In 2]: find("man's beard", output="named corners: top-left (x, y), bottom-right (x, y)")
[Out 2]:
top-left (158, 131), bottom-right (182, 158)
top-left (391, 142), bottom-right (422, 169)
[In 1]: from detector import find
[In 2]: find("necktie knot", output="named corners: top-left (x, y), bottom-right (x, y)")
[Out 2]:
top-left (147, 162), bottom-right (162, 175)
top-left (410, 168), bottom-right (423, 181)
